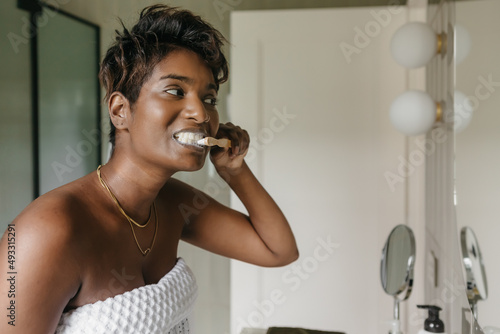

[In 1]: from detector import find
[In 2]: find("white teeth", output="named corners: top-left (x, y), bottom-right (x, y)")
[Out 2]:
top-left (175, 132), bottom-right (204, 145)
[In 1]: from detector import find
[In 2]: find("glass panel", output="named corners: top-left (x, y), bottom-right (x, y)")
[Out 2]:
top-left (0, 1), bottom-right (33, 233)
top-left (38, 7), bottom-right (100, 194)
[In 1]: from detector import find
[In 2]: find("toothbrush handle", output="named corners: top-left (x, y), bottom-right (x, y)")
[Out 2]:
top-left (215, 138), bottom-right (231, 148)
top-left (199, 137), bottom-right (232, 147)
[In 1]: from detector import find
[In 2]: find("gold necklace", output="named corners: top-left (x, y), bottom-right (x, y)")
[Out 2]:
top-left (97, 165), bottom-right (151, 228)
top-left (97, 165), bottom-right (158, 256)
top-left (129, 202), bottom-right (157, 256)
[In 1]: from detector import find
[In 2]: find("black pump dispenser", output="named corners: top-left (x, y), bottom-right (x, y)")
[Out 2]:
top-left (417, 305), bottom-right (445, 333)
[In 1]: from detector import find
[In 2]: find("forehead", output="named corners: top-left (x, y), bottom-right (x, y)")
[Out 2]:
top-left (150, 48), bottom-right (214, 84)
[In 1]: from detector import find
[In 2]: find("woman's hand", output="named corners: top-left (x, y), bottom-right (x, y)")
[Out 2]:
top-left (209, 122), bottom-right (250, 175)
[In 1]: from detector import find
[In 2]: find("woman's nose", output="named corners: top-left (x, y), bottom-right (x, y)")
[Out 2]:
top-left (184, 96), bottom-right (210, 123)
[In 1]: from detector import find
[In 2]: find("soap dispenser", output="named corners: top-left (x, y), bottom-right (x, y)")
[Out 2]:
top-left (417, 305), bottom-right (446, 334)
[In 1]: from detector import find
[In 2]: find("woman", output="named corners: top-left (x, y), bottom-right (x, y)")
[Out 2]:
top-left (0, 5), bottom-right (298, 334)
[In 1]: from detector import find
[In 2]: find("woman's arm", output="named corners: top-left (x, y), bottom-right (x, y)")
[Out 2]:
top-left (179, 123), bottom-right (298, 267)
top-left (0, 204), bottom-right (81, 333)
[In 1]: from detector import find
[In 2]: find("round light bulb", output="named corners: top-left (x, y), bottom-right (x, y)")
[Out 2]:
top-left (391, 22), bottom-right (438, 68)
top-left (455, 24), bottom-right (472, 65)
top-left (454, 90), bottom-right (474, 133)
top-left (390, 90), bottom-right (437, 136)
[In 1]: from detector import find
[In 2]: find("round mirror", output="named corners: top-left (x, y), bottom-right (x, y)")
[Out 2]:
top-left (381, 224), bottom-right (416, 320)
top-left (461, 226), bottom-right (488, 319)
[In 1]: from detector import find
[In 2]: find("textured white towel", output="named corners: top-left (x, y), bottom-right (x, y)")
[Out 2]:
top-left (55, 258), bottom-right (198, 334)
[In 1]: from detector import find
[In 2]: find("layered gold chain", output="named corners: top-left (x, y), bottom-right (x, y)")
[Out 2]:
top-left (97, 165), bottom-right (158, 256)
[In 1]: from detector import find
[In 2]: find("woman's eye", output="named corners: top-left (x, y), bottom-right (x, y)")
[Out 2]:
top-left (165, 88), bottom-right (184, 97)
top-left (204, 97), bottom-right (218, 106)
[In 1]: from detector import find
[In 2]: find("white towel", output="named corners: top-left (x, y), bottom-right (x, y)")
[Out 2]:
top-left (55, 258), bottom-right (198, 334)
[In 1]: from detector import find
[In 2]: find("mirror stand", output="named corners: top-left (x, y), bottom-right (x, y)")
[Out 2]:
top-left (471, 303), bottom-right (478, 321)
top-left (393, 297), bottom-right (401, 321)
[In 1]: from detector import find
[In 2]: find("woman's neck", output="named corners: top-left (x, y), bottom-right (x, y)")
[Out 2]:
top-left (97, 152), bottom-right (175, 223)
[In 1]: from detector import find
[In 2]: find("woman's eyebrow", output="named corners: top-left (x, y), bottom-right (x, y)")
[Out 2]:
top-left (159, 73), bottom-right (217, 91)
top-left (159, 73), bottom-right (193, 84)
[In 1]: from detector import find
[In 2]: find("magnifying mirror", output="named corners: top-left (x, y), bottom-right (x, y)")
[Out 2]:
top-left (381, 225), bottom-right (416, 322)
top-left (460, 226), bottom-right (488, 320)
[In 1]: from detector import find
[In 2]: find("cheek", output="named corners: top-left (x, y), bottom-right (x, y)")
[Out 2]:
top-left (138, 101), bottom-right (177, 131)
top-left (211, 113), bottom-right (220, 135)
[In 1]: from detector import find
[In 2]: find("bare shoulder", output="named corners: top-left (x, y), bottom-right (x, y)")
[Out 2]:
top-left (159, 177), bottom-right (217, 225)
top-left (0, 187), bottom-right (84, 332)
top-left (160, 177), bottom-right (213, 204)
top-left (161, 177), bottom-right (197, 195)
top-left (1, 187), bottom-right (85, 279)
top-left (8, 187), bottom-right (84, 248)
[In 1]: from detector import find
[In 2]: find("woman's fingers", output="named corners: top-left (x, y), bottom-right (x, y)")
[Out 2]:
top-left (214, 122), bottom-right (249, 157)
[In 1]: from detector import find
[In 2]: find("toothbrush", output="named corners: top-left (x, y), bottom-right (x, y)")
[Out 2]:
top-left (197, 137), bottom-right (232, 148)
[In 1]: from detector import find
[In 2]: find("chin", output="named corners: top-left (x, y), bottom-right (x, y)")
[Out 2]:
top-left (181, 165), bottom-right (204, 172)
top-left (176, 156), bottom-right (207, 172)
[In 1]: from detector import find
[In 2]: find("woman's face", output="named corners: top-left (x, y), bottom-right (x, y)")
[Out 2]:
top-left (126, 48), bottom-right (220, 172)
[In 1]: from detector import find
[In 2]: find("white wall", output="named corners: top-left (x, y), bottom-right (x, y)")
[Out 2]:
top-left (230, 6), bottom-right (426, 334)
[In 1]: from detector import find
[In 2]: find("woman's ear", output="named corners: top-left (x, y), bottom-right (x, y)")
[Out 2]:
top-left (108, 92), bottom-right (131, 130)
